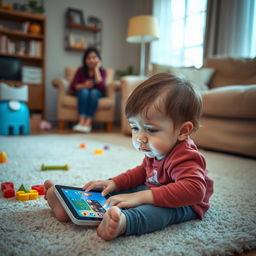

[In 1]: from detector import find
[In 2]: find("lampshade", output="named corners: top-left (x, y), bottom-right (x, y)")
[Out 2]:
top-left (127, 15), bottom-right (159, 43)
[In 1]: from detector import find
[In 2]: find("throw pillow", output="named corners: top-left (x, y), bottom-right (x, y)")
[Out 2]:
top-left (150, 63), bottom-right (215, 92)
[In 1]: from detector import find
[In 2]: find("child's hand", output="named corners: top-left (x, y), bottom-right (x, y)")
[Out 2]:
top-left (105, 190), bottom-right (154, 209)
top-left (83, 180), bottom-right (116, 197)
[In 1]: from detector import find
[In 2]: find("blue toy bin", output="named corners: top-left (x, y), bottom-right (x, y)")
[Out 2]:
top-left (0, 100), bottom-right (30, 135)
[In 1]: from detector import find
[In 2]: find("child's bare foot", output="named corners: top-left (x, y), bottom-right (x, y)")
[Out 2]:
top-left (97, 206), bottom-right (126, 241)
top-left (44, 180), bottom-right (70, 222)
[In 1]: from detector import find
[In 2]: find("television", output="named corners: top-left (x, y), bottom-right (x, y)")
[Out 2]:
top-left (0, 57), bottom-right (21, 81)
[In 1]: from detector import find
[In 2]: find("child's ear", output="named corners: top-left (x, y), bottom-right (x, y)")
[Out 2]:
top-left (178, 121), bottom-right (193, 141)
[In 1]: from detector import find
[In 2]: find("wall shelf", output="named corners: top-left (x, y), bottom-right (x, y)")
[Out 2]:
top-left (0, 52), bottom-right (43, 60)
top-left (67, 23), bottom-right (101, 32)
top-left (64, 10), bottom-right (102, 52)
top-left (0, 27), bottom-right (44, 39)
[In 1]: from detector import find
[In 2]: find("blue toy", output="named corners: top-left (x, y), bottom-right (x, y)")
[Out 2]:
top-left (0, 83), bottom-right (30, 135)
top-left (0, 101), bottom-right (30, 135)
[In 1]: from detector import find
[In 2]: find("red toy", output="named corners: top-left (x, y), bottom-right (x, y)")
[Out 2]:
top-left (31, 185), bottom-right (45, 195)
top-left (1, 182), bottom-right (15, 198)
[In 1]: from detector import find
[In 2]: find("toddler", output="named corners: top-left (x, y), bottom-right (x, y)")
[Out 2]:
top-left (44, 73), bottom-right (214, 241)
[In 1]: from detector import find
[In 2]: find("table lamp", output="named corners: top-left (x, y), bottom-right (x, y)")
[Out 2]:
top-left (127, 15), bottom-right (159, 77)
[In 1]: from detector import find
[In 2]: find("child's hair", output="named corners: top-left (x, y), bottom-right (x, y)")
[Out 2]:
top-left (125, 72), bottom-right (202, 131)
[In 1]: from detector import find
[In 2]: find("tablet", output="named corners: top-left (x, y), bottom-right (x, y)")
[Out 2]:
top-left (54, 185), bottom-right (110, 226)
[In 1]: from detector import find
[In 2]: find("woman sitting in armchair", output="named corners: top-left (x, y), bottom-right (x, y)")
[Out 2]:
top-left (70, 47), bottom-right (106, 133)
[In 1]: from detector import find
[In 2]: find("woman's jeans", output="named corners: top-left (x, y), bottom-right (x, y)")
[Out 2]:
top-left (110, 184), bottom-right (198, 236)
top-left (76, 88), bottom-right (103, 118)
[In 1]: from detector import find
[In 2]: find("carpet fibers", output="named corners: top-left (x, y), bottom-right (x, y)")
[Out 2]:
top-left (0, 134), bottom-right (256, 256)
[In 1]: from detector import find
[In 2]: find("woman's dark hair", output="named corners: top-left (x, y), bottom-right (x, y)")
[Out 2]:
top-left (82, 47), bottom-right (102, 76)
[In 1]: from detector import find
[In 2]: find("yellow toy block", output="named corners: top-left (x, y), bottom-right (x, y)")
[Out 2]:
top-left (16, 190), bottom-right (39, 201)
top-left (0, 152), bottom-right (8, 163)
top-left (16, 191), bottom-right (29, 201)
top-left (94, 149), bottom-right (104, 154)
top-left (29, 190), bottom-right (39, 200)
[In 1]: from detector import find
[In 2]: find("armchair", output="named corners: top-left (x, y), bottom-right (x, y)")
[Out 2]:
top-left (52, 67), bottom-right (116, 132)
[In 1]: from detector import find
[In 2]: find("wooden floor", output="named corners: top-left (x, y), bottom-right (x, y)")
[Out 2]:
top-left (30, 125), bottom-right (256, 256)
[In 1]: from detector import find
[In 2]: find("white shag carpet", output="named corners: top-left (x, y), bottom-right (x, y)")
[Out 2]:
top-left (0, 134), bottom-right (256, 256)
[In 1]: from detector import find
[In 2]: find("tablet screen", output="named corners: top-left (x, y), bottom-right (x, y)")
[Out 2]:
top-left (56, 185), bottom-right (108, 220)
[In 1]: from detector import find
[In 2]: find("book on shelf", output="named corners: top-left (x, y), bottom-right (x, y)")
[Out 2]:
top-left (0, 35), bottom-right (42, 57)
top-left (21, 22), bottom-right (30, 33)
top-left (29, 40), bottom-right (43, 57)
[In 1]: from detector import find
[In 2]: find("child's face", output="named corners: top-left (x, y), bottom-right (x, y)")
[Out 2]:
top-left (128, 108), bottom-right (181, 160)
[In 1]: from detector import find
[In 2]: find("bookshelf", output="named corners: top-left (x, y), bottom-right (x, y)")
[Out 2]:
top-left (0, 8), bottom-right (46, 116)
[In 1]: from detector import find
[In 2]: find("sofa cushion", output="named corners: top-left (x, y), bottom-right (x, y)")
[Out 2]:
top-left (191, 117), bottom-right (256, 158)
top-left (61, 95), bottom-right (114, 110)
top-left (150, 63), bottom-right (214, 92)
top-left (202, 85), bottom-right (256, 118)
top-left (203, 57), bottom-right (256, 88)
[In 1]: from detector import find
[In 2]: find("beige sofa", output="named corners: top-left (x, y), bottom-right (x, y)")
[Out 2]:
top-left (120, 57), bottom-right (256, 158)
top-left (52, 67), bottom-right (116, 131)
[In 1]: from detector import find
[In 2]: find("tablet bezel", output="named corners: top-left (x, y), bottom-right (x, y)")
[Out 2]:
top-left (54, 185), bottom-right (109, 226)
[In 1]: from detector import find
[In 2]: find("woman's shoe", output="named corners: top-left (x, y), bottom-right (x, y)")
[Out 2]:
top-left (73, 124), bottom-right (82, 131)
top-left (73, 124), bottom-right (91, 133)
top-left (80, 126), bottom-right (92, 133)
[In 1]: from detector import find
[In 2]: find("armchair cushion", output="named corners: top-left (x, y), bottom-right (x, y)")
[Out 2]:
top-left (61, 95), bottom-right (114, 110)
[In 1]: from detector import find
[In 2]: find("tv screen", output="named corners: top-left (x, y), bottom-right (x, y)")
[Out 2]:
top-left (0, 57), bottom-right (21, 81)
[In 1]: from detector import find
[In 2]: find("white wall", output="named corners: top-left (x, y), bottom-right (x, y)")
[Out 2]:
top-left (5, 0), bottom-right (152, 121)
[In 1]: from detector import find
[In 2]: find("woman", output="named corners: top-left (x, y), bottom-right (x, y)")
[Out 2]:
top-left (70, 47), bottom-right (106, 133)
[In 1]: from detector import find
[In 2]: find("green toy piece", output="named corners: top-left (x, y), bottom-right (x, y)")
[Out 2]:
top-left (41, 164), bottom-right (69, 171)
top-left (18, 184), bottom-right (29, 193)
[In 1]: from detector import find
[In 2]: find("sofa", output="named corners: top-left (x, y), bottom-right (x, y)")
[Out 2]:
top-left (52, 67), bottom-right (117, 132)
top-left (120, 57), bottom-right (256, 158)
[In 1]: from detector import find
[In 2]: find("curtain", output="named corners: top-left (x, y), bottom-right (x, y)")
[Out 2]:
top-left (151, 0), bottom-right (207, 67)
top-left (204, 0), bottom-right (256, 58)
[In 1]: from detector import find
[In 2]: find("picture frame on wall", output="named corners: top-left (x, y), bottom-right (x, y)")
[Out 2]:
top-left (66, 8), bottom-right (85, 25)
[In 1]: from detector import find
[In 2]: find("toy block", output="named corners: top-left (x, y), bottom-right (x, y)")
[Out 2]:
top-left (16, 190), bottom-right (39, 201)
top-left (31, 185), bottom-right (45, 195)
top-left (1, 182), bottom-right (14, 191)
top-left (80, 143), bottom-right (86, 148)
top-left (28, 190), bottom-right (39, 200)
top-left (1, 182), bottom-right (15, 198)
top-left (16, 191), bottom-right (30, 201)
top-left (4, 188), bottom-right (15, 198)
top-left (94, 149), bottom-right (104, 154)
top-left (103, 145), bottom-right (110, 150)
top-left (0, 152), bottom-right (8, 163)
top-left (18, 184), bottom-right (29, 193)
top-left (41, 164), bottom-right (69, 171)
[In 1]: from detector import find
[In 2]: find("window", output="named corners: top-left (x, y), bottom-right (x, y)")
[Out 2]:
top-left (151, 0), bottom-right (207, 68)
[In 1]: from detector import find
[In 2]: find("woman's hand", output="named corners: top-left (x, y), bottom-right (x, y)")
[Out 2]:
top-left (83, 180), bottom-right (116, 197)
top-left (76, 80), bottom-right (94, 90)
top-left (105, 190), bottom-right (154, 209)
top-left (95, 59), bottom-right (102, 69)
